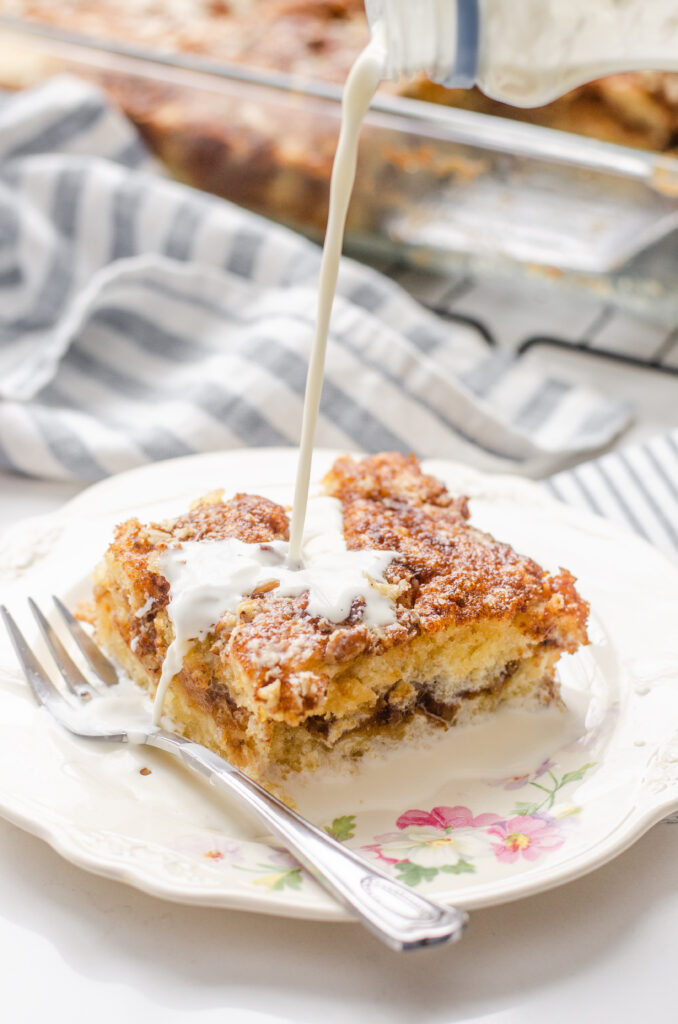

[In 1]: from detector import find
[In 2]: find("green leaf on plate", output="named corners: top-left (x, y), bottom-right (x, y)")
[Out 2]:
top-left (440, 859), bottom-right (475, 875)
top-left (514, 801), bottom-right (541, 816)
top-left (394, 861), bottom-right (438, 887)
top-left (325, 815), bottom-right (356, 842)
top-left (272, 868), bottom-right (303, 891)
top-left (560, 763), bottom-right (596, 788)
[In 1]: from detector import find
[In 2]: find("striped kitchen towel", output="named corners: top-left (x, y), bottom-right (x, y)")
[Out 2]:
top-left (0, 75), bottom-right (633, 483)
top-left (547, 429), bottom-right (678, 563)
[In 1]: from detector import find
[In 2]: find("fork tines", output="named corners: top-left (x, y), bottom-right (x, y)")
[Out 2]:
top-left (1, 597), bottom-right (117, 709)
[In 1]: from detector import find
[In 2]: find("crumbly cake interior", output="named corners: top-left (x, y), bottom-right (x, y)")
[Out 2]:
top-left (92, 454), bottom-right (589, 783)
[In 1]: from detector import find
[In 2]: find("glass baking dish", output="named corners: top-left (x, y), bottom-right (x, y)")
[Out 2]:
top-left (1, 16), bottom-right (678, 324)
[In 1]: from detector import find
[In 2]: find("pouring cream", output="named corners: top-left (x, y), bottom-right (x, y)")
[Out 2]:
top-left (287, 40), bottom-right (384, 566)
top-left (152, 40), bottom-right (388, 723)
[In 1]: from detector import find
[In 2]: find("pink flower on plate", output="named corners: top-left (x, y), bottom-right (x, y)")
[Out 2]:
top-left (396, 805), bottom-right (501, 831)
top-left (488, 759), bottom-right (556, 791)
top-left (488, 815), bottom-right (564, 864)
top-left (363, 806), bottom-right (503, 869)
top-left (362, 841), bottom-right (404, 866)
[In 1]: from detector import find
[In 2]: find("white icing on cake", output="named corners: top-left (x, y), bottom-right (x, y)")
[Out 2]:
top-left (152, 495), bottom-right (398, 725)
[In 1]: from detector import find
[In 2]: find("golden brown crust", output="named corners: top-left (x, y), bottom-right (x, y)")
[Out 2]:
top-left (7, 0), bottom-right (369, 83)
top-left (323, 451), bottom-right (468, 513)
top-left (105, 518), bottom-right (171, 611)
top-left (172, 492), bottom-right (289, 543)
top-left (402, 74), bottom-right (678, 153)
top-left (101, 491), bottom-right (289, 606)
top-left (94, 453), bottom-right (589, 731)
top-left (326, 455), bottom-right (588, 643)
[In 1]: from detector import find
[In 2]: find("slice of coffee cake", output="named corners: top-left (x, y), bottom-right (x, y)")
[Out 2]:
top-left (92, 454), bottom-right (588, 781)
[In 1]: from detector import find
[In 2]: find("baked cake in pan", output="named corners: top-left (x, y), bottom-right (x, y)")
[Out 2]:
top-left (92, 454), bottom-right (589, 782)
top-left (2, 2), bottom-right (678, 238)
top-left (6, 1), bottom-right (678, 152)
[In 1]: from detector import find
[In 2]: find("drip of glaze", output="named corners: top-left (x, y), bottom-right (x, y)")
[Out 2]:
top-left (151, 496), bottom-right (398, 725)
top-left (287, 40), bottom-right (384, 566)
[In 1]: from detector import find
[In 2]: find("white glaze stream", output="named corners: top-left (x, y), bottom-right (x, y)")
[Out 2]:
top-left (152, 42), bottom-right (387, 721)
top-left (287, 41), bottom-right (383, 564)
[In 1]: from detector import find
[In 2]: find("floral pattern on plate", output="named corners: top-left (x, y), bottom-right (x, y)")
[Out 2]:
top-left (359, 761), bottom-right (596, 886)
top-left (174, 762), bottom-right (596, 891)
top-left (174, 835), bottom-right (305, 891)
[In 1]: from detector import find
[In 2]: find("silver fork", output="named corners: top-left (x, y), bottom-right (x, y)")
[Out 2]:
top-left (1, 598), bottom-right (468, 951)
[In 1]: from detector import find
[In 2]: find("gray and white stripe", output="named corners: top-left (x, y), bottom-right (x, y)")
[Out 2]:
top-left (0, 75), bottom-right (633, 483)
top-left (547, 430), bottom-right (678, 562)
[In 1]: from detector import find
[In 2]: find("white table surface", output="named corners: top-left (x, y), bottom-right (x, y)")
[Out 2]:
top-left (2, 345), bottom-right (678, 1024)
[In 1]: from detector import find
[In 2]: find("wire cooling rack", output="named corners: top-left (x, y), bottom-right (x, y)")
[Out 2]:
top-left (379, 260), bottom-right (678, 376)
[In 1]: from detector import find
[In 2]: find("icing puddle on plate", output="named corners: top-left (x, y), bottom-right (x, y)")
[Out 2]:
top-left (285, 637), bottom-right (613, 822)
top-left (37, 615), bottom-right (615, 856)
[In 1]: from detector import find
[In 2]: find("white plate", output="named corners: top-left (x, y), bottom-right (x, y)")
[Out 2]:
top-left (1, 448), bottom-right (677, 921)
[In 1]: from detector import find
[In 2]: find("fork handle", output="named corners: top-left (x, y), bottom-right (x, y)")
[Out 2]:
top-left (148, 730), bottom-right (468, 951)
